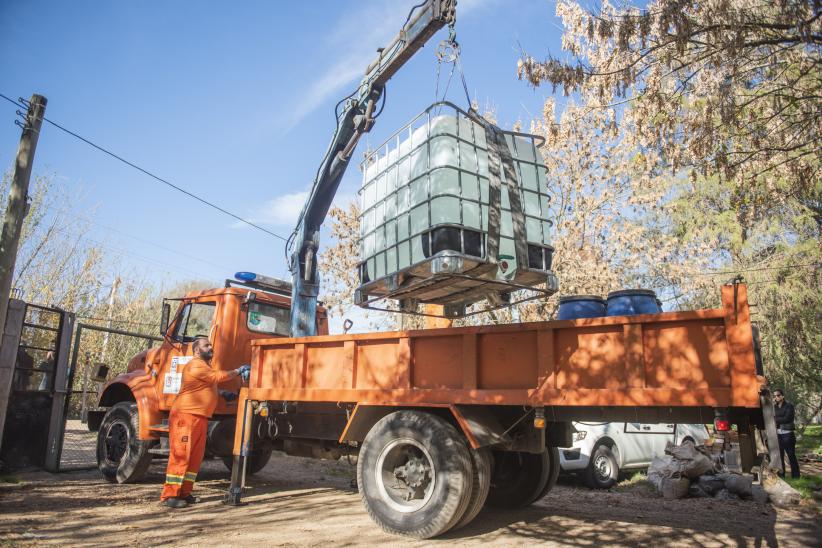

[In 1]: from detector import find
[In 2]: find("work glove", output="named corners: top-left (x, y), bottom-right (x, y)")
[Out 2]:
top-left (235, 364), bottom-right (251, 382)
top-left (219, 390), bottom-right (238, 403)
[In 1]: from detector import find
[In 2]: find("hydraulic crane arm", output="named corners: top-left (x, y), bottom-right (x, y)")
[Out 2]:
top-left (289, 0), bottom-right (457, 337)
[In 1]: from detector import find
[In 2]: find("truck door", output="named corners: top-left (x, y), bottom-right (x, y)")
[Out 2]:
top-left (157, 300), bottom-right (218, 410)
top-left (623, 422), bottom-right (676, 465)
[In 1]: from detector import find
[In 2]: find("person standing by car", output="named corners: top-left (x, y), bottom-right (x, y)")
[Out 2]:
top-left (773, 389), bottom-right (801, 479)
top-left (160, 337), bottom-right (250, 508)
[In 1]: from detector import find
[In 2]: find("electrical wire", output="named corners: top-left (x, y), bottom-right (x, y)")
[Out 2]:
top-left (77, 315), bottom-right (156, 327)
top-left (0, 92), bottom-right (287, 242)
top-left (678, 262), bottom-right (820, 277)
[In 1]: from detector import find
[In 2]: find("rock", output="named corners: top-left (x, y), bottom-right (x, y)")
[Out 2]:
top-left (751, 485), bottom-right (769, 504)
top-left (661, 477), bottom-right (690, 499)
top-left (697, 475), bottom-right (726, 497)
top-left (721, 473), bottom-right (753, 498)
top-left (715, 488), bottom-right (740, 500)
top-left (688, 483), bottom-right (710, 498)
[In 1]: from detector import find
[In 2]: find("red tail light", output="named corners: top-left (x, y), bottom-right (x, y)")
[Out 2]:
top-left (714, 418), bottom-right (731, 432)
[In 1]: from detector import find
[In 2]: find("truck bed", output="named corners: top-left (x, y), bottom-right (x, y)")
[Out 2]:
top-left (247, 284), bottom-right (762, 414)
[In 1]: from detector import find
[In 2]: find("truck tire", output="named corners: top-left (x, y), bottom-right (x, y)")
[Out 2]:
top-left (357, 411), bottom-right (473, 539)
top-left (221, 447), bottom-right (273, 475)
top-left (584, 443), bottom-right (619, 489)
top-left (534, 446), bottom-right (561, 501)
top-left (485, 450), bottom-right (550, 509)
top-left (97, 402), bottom-right (153, 484)
top-left (452, 447), bottom-right (492, 531)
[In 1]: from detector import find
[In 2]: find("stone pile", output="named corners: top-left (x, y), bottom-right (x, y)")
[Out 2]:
top-left (646, 440), bottom-right (785, 504)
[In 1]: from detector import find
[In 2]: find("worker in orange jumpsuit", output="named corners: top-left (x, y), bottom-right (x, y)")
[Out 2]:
top-left (160, 336), bottom-right (250, 508)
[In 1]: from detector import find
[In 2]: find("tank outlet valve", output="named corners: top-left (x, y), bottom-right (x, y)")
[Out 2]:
top-left (431, 253), bottom-right (464, 275)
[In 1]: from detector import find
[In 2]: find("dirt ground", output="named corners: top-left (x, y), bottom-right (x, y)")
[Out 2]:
top-left (1, 453), bottom-right (820, 547)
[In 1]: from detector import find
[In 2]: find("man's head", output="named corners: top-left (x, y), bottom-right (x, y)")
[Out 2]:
top-left (773, 389), bottom-right (784, 403)
top-left (192, 337), bottom-right (214, 362)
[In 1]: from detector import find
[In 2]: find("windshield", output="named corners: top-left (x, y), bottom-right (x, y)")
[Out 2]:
top-left (247, 301), bottom-right (290, 336)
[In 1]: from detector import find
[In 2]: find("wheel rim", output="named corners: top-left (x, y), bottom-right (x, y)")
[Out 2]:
top-left (594, 453), bottom-right (612, 482)
top-left (104, 421), bottom-right (129, 465)
top-left (375, 437), bottom-right (436, 513)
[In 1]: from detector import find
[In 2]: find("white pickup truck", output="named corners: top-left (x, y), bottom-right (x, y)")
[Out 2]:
top-left (560, 422), bottom-right (710, 488)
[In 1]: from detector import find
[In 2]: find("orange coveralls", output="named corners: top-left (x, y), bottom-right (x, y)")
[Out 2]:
top-left (160, 357), bottom-right (237, 501)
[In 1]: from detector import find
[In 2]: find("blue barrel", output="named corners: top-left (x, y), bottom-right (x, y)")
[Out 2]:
top-left (606, 289), bottom-right (662, 316)
top-left (557, 295), bottom-right (607, 320)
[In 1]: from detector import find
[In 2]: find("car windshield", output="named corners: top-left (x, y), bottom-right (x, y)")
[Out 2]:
top-left (247, 301), bottom-right (290, 336)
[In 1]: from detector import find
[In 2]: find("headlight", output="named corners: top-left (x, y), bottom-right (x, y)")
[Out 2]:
top-left (574, 431), bottom-right (587, 441)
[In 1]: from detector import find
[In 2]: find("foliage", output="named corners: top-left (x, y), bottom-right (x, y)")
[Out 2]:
top-left (317, 203), bottom-right (361, 319)
top-left (0, 172), bottom-right (104, 314)
top-left (784, 474), bottom-right (822, 500)
top-left (796, 424), bottom-right (822, 455)
top-left (518, 0), bottom-right (821, 422)
top-left (1, 171), bottom-right (217, 416)
top-left (518, 0), bottom-right (821, 200)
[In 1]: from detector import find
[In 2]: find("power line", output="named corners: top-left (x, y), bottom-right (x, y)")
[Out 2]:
top-left (0, 92), bottom-right (287, 241)
top-left (44, 222), bottom-right (223, 281)
top-left (77, 315), bottom-right (156, 327)
top-left (78, 215), bottom-right (237, 274)
top-left (678, 262), bottom-right (821, 277)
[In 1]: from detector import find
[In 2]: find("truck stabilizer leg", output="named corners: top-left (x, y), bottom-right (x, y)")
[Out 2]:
top-left (227, 455), bottom-right (247, 505)
top-left (225, 397), bottom-right (254, 506)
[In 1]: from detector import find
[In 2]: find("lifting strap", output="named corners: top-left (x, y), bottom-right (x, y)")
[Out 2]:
top-left (482, 122), bottom-right (529, 273)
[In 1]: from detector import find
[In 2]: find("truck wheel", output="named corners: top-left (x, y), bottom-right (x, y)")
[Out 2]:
top-left (221, 447), bottom-right (273, 475)
top-left (97, 402), bottom-right (153, 484)
top-left (452, 447), bottom-right (492, 531)
top-left (584, 443), bottom-right (619, 489)
top-left (357, 411), bottom-right (473, 539)
top-left (485, 450), bottom-right (550, 508)
top-left (534, 446), bottom-right (561, 501)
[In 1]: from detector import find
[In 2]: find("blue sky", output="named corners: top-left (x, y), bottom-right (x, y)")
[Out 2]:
top-left (0, 1), bottom-right (564, 296)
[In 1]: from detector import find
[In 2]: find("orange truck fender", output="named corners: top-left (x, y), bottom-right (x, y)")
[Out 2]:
top-left (93, 349), bottom-right (163, 440)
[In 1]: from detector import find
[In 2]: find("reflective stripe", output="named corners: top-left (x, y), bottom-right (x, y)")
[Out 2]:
top-left (165, 474), bottom-right (184, 485)
top-left (184, 471), bottom-right (197, 483)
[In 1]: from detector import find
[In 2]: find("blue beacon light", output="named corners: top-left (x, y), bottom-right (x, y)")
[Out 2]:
top-left (235, 272), bottom-right (257, 282)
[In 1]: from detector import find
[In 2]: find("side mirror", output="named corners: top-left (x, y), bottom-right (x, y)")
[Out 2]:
top-left (92, 363), bottom-right (109, 382)
top-left (160, 302), bottom-right (171, 335)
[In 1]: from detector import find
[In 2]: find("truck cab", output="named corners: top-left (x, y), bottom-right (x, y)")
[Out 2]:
top-left (90, 275), bottom-right (328, 483)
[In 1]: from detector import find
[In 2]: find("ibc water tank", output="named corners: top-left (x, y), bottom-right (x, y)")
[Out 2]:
top-left (605, 289), bottom-right (662, 316)
top-left (557, 295), bottom-right (606, 320)
top-left (355, 101), bottom-right (557, 311)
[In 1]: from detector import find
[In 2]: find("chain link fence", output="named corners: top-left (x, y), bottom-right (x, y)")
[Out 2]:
top-left (58, 324), bottom-right (161, 471)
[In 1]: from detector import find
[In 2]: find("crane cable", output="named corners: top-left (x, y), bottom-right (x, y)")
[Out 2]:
top-left (434, 22), bottom-right (472, 109)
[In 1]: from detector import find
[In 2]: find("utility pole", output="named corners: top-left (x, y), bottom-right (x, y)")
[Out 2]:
top-left (0, 94), bottom-right (47, 334)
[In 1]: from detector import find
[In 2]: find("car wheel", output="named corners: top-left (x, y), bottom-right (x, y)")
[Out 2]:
top-left (97, 402), bottom-right (153, 484)
top-left (357, 411), bottom-right (473, 539)
top-left (584, 443), bottom-right (619, 489)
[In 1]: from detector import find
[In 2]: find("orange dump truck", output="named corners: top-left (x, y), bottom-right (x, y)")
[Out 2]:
top-left (228, 282), bottom-right (778, 538)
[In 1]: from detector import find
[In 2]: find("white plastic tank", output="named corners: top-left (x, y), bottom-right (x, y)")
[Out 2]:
top-left (356, 102), bottom-right (555, 311)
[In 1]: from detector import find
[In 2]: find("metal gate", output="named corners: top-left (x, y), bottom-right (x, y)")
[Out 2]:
top-left (1, 298), bottom-right (161, 472)
top-left (0, 300), bottom-right (73, 471)
top-left (56, 323), bottom-right (161, 471)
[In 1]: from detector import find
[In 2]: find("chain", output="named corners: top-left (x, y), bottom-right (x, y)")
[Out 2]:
top-left (433, 22), bottom-right (472, 108)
